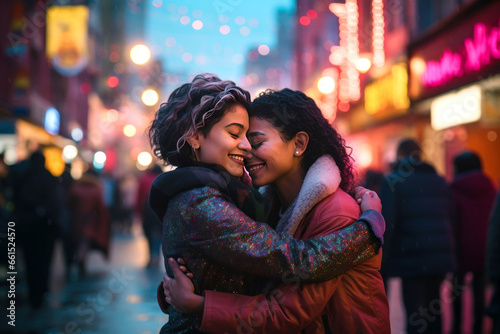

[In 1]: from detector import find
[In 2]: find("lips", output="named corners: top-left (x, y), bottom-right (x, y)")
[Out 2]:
top-left (246, 163), bottom-right (265, 173)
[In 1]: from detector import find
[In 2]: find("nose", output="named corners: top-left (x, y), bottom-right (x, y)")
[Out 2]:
top-left (239, 135), bottom-right (252, 152)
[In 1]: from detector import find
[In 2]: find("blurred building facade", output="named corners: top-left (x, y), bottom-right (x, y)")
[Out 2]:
top-left (0, 0), bottom-right (156, 178)
top-left (293, 0), bottom-right (500, 184)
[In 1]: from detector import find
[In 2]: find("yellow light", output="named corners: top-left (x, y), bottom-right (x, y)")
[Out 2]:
top-left (317, 76), bottom-right (336, 94)
top-left (137, 151), bottom-right (153, 166)
top-left (130, 44), bottom-right (151, 65)
top-left (141, 89), bottom-right (159, 106)
top-left (123, 124), bottom-right (137, 137)
top-left (356, 57), bottom-right (372, 73)
top-left (410, 57), bottom-right (426, 75)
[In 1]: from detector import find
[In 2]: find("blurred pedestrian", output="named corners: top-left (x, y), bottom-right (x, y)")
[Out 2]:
top-left (487, 189), bottom-right (500, 334)
top-left (135, 164), bottom-right (163, 267)
top-left (450, 151), bottom-right (496, 334)
top-left (380, 138), bottom-right (456, 334)
top-left (113, 174), bottom-right (137, 234)
top-left (68, 169), bottom-right (110, 276)
top-left (57, 163), bottom-right (75, 279)
top-left (11, 150), bottom-right (62, 309)
top-left (362, 169), bottom-right (384, 195)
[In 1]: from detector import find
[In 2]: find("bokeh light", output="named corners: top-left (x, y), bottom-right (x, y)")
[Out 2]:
top-left (240, 26), bottom-right (251, 36)
top-left (107, 76), bottom-right (119, 88)
top-left (62, 145), bottom-right (78, 163)
top-left (300, 16), bottom-right (310, 26)
top-left (318, 76), bottom-right (336, 94)
top-left (80, 83), bottom-right (91, 94)
top-left (356, 58), bottom-right (372, 73)
top-left (123, 124), bottom-right (136, 137)
top-left (248, 51), bottom-right (259, 62)
top-left (130, 45), bottom-right (150, 64)
top-left (178, 5), bottom-right (188, 15)
top-left (71, 127), bottom-right (83, 142)
top-left (258, 45), bottom-right (270, 56)
top-left (141, 89), bottom-right (159, 106)
top-left (192, 20), bottom-right (203, 30)
top-left (235, 16), bottom-right (245, 25)
top-left (219, 25), bottom-right (230, 35)
top-left (307, 9), bottom-right (318, 19)
top-left (137, 151), bottom-right (153, 167)
top-left (182, 52), bottom-right (193, 62)
top-left (180, 16), bottom-right (190, 25)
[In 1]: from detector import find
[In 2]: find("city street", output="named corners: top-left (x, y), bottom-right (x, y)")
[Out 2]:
top-left (0, 225), bottom-right (168, 334)
top-left (0, 221), bottom-right (493, 334)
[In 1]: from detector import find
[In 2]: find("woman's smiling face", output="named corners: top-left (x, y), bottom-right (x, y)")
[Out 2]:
top-left (245, 117), bottom-right (297, 187)
top-left (196, 104), bottom-right (252, 178)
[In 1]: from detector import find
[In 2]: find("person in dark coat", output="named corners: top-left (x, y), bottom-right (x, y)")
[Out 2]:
top-left (450, 151), bottom-right (497, 334)
top-left (487, 189), bottom-right (500, 334)
top-left (11, 150), bottom-right (62, 309)
top-left (135, 164), bottom-right (163, 267)
top-left (380, 138), bottom-right (456, 334)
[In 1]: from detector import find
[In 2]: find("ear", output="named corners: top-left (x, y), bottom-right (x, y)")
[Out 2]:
top-left (186, 132), bottom-right (201, 150)
top-left (294, 131), bottom-right (309, 156)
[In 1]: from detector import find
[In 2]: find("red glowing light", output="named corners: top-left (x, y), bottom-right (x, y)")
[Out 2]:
top-left (80, 83), bottom-right (91, 94)
top-left (339, 102), bottom-right (350, 112)
top-left (299, 16), bottom-right (311, 26)
top-left (307, 10), bottom-right (318, 19)
top-left (107, 76), bottom-right (119, 88)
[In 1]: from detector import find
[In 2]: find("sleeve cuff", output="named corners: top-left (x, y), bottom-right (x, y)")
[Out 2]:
top-left (360, 209), bottom-right (385, 245)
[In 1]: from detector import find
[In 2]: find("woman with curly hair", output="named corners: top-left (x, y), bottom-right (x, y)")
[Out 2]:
top-left (148, 75), bottom-right (385, 333)
top-left (162, 88), bottom-right (390, 333)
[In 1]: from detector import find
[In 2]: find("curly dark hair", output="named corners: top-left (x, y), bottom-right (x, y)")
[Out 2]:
top-left (250, 88), bottom-right (355, 193)
top-left (148, 74), bottom-right (251, 166)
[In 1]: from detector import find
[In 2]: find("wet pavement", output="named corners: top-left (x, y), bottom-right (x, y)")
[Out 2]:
top-left (0, 224), bottom-right (493, 334)
top-left (0, 226), bottom-right (168, 334)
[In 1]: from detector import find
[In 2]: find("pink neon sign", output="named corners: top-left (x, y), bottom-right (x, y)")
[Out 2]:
top-left (422, 20), bottom-right (500, 87)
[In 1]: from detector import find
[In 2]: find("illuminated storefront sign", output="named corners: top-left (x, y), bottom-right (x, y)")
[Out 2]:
top-left (46, 6), bottom-right (89, 76)
top-left (409, 1), bottom-right (500, 101)
top-left (431, 85), bottom-right (481, 131)
top-left (364, 63), bottom-right (409, 117)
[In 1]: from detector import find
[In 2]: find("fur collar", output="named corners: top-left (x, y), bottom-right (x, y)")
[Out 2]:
top-left (271, 155), bottom-right (341, 235)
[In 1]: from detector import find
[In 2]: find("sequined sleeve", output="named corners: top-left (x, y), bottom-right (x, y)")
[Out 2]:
top-left (178, 187), bottom-right (380, 282)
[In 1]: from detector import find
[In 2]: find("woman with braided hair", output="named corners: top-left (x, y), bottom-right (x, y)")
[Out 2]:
top-left (162, 88), bottom-right (390, 333)
top-left (148, 75), bottom-right (385, 333)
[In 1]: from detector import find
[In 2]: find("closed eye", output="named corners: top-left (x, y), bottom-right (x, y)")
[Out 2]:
top-left (229, 133), bottom-right (239, 139)
top-left (251, 142), bottom-right (263, 149)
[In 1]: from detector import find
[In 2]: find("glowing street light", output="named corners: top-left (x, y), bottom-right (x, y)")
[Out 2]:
top-left (317, 76), bottom-right (336, 94)
top-left (137, 151), bottom-right (153, 167)
top-left (142, 89), bottom-right (159, 106)
top-left (356, 57), bottom-right (372, 73)
top-left (123, 124), bottom-right (137, 137)
top-left (62, 145), bottom-right (78, 163)
top-left (130, 44), bottom-right (151, 65)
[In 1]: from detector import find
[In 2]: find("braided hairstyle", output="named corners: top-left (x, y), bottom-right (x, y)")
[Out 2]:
top-left (250, 88), bottom-right (355, 193)
top-left (148, 74), bottom-right (251, 166)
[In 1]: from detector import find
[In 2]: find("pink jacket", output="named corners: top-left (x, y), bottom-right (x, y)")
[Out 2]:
top-left (201, 156), bottom-right (390, 333)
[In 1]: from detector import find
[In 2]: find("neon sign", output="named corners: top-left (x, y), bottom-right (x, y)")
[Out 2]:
top-left (422, 21), bottom-right (500, 87)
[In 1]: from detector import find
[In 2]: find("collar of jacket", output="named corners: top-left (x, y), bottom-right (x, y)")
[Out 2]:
top-left (271, 155), bottom-right (341, 235)
top-left (148, 163), bottom-right (265, 223)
